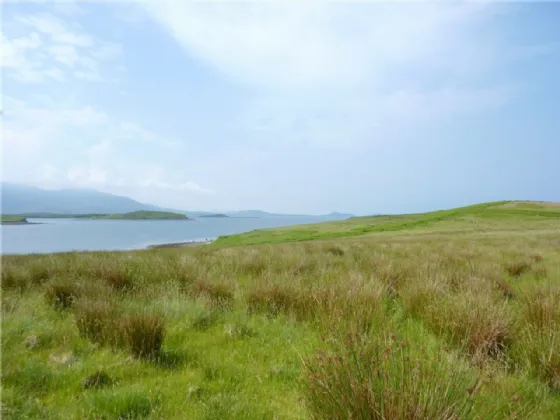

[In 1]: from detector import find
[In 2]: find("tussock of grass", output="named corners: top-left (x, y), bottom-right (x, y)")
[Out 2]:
top-left (246, 284), bottom-right (301, 317)
top-left (82, 370), bottom-right (112, 390)
top-left (75, 299), bottom-right (117, 344)
top-left (84, 388), bottom-right (158, 419)
top-left (303, 331), bottom-right (477, 420)
top-left (99, 266), bottom-right (133, 291)
top-left (403, 286), bottom-right (511, 358)
top-left (44, 278), bottom-right (81, 309)
top-left (118, 312), bottom-right (166, 359)
top-left (28, 264), bottom-right (52, 284)
top-left (191, 279), bottom-right (235, 307)
top-left (521, 286), bottom-right (560, 329)
top-left (1, 266), bottom-right (25, 290)
top-left (513, 329), bottom-right (560, 391)
top-left (505, 260), bottom-right (534, 278)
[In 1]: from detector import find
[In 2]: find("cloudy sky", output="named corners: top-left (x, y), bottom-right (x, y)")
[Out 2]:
top-left (2, 1), bottom-right (559, 215)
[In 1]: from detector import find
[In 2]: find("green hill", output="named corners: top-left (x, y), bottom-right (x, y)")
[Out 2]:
top-left (214, 200), bottom-right (560, 246)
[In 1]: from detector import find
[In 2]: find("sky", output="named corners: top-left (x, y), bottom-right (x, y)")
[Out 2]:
top-left (1, 1), bottom-right (559, 215)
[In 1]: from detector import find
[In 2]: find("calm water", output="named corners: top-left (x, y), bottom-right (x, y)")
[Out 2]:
top-left (1, 216), bottom-right (344, 255)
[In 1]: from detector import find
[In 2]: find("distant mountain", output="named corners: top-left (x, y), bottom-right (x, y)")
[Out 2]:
top-left (225, 210), bottom-right (353, 219)
top-left (1, 183), bottom-right (354, 219)
top-left (0, 183), bottom-right (164, 214)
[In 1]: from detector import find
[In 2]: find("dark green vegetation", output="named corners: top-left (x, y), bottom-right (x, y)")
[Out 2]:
top-left (0, 215), bottom-right (29, 225)
top-left (3, 213), bottom-right (103, 219)
top-left (90, 211), bottom-right (189, 220)
top-left (2, 211), bottom-right (189, 221)
top-left (2, 201), bottom-right (559, 419)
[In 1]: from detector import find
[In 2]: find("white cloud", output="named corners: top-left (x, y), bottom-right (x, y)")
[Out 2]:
top-left (52, 32), bottom-right (94, 47)
top-left (91, 42), bottom-right (122, 61)
top-left (140, 179), bottom-right (214, 194)
top-left (2, 96), bottom-right (207, 197)
top-left (16, 13), bottom-right (66, 35)
top-left (49, 44), bottom-right (80, 66)
top-left (145, 2), bottom-right (495, 92)
top-left (2, 12), bottom-right (122, 84)
top-left (144, 1), bottom-right (528, 150)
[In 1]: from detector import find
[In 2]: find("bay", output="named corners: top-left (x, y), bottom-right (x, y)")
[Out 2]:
top-left (0, 216), bottom-right (344, 255)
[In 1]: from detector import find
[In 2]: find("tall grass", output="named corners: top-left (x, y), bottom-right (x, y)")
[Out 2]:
top-left (2, 211), bottom-right (560, 418)
top-left (303, 331), bottom-right (477, 420)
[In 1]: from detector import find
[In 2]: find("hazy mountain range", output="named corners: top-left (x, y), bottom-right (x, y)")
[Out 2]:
top-left (0, 183), bottom-right (353, 219)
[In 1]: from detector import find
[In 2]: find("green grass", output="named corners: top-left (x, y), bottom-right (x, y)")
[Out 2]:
top-left (213, 201), bottom-right (560, 246)
top-left (0, 215), bottom-right (29, 224)
top-left (1, 201), bottom-right (560, 419)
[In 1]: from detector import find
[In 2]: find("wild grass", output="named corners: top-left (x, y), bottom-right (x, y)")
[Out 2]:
top-left (2, 202), bottom-right (560, 418)
top-left (303, 331), bottom-right (478, 420)
top-left (118, 312), bottom-right (166, 359)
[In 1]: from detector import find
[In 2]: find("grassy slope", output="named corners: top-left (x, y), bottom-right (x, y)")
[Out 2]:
top-left (1, 201), bottom-right (560, 419)
top-left (214, 201), bottom-right (560, 246)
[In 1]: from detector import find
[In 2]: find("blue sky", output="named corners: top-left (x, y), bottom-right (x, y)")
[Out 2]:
top-left (2, 1), bottom-right (559, 215)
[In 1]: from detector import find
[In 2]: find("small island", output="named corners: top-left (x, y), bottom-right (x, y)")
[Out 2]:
top-left (0, 215), bottom-right (31, 225)
top-left (1, 211), bottom-right (189, 222)
top-left (90, 211), bottom-right (189, 220)
top-left (200, 213), bottom-right (229, 218)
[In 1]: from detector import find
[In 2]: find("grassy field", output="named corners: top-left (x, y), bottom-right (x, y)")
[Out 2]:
top-left (1, 201), bottom-right (559, 419)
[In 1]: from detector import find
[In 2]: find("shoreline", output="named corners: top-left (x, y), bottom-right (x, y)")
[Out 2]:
top-left (1, 221), bottom-right (41, 225)
top-left (147, 239), bottom-right (215, 249)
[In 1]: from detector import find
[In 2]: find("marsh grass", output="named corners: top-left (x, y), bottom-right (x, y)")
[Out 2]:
top-left (191, 279), bottom-right (235, 307)
top-left (2, 202), bottom-right (560, 418)
top-left (44, 278), bottom-right (82, 309)
top-left (99, 266), bottom-right (134, 291)
top-left (75, 299), bottom-right (117, 344)
top-left (118, 312), bottom-right (166, 359)
top-left (82, 370), bottom-right (113, 390)
top-left (303, 331), bottom-right (477, 420)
